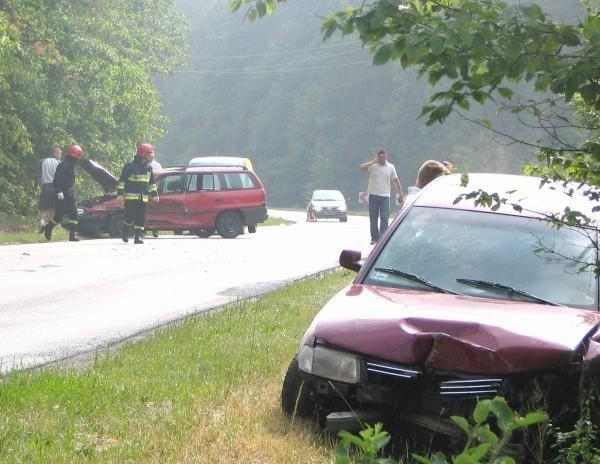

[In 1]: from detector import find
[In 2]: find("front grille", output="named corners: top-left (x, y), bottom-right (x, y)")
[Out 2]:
top-left (439, 378), bottom-right (502, 399)
top-left (365, 359), bottom-right (503, 399)
top-left (366, 361), bottom-right (420, 380)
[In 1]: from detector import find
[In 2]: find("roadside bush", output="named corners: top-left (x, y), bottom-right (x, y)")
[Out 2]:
top-left (334, 396), bottom-right (549, 464)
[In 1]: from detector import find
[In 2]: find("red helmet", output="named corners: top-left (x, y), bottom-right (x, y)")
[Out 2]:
top-left (68, 144), bottom-right (83, 159)
top-left (136, 143), bottom-right (154, 157)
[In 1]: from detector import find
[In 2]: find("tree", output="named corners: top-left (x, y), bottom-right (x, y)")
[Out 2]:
top-left (0, 0), bottom-right (187, 215)
top-left (232, 0), bottom-right (599, 183)
top-left (232, 0), bottom-right (600, 273)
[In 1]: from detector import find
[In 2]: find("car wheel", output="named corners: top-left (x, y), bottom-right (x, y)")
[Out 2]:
top-left (174, 229), bottom-right (184, 235)
top-left (216, 212), bottom-right (243, 238)
top-left (248, 224), bottom-right (257, 234)
top-left (281, 358), bottom-right (313, 418)
top-left (107, 213), bottom-right (125, 238)
top-left (194, 228), bottom-right (215, 238)
top-left (340, 216), bottom-right (348, 222)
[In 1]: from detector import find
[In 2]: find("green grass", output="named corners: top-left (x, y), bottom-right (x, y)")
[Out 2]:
top-left (0, 214), bottom-right (291, 245)
top-left (0, 269), bottom-right (354, 463)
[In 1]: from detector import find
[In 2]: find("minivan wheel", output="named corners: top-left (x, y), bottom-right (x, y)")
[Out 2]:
top-left (248, 225), bottom-right (257, 234)
top-left (107, 213), bottom-right (125, 238)
top-left (281, 358), bottom-right (313, 418)
top-left (216, 212), bottom-right (243, 238)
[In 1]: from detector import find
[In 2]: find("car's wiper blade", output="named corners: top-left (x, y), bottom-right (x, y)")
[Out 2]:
top-left (374, 267), bottom-right (458, 294)
top-left (456, 278), bottom-right (561, 306)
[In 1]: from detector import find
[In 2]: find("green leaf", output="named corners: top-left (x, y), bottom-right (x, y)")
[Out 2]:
top-left (465, 443), bottom-right (491, 460)
top-left (453, 454), bottom-right (479, 464)
top-left (373, 43), bottom-right (393, 65)
top-left (229, 0), bottom-right (243, 13)
top-left (335, 440), bottom-right (351, 464)
top-left (431, 36), bottom-right (444, 56)
top-left (514, 411), bottom-right (549, 427)
top-left (497, 87), bottom-right (513, 99)
top-left (473, 399), bottom-right (491, 424)
top-left (489, 397), bottom-right (515, 433)
top-left (473, 425), bottom-right (499, 446)
top-left (451, 416), bottom-right (471, 435)
top-left (265, 0), bottom-right (277, 15)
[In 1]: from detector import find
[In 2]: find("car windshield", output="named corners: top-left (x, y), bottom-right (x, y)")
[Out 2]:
top-left (364, 207), bottom-right (598, 309)
top-left (313, 190), bottom-right (343, 201)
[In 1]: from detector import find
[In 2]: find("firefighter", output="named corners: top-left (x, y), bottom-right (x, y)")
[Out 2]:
top-left (117, 143), bottom-right (159, 244)
top-left (43, 144), bottom-right (84, 242)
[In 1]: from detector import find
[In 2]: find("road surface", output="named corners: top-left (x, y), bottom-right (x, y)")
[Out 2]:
top-left (0, 210), bottom-right (372, 373)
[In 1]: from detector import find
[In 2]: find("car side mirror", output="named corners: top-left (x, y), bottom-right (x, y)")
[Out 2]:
top-left (339, 249), bottom-right (362, 272)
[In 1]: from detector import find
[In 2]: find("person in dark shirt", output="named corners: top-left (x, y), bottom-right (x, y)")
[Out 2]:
top-left (43, 144), bottom-right (84, 242)
top-left (117, 143), bottom-right (159, 244)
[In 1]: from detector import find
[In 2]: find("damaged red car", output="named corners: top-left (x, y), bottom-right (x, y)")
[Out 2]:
top-left (76, 159), bottom-right (268, 239)
top-left (281, 173), bottom-right (600, 457)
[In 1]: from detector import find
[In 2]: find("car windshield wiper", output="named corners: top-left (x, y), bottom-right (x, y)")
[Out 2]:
top-left (374, 267), bottom-right (458, 294)
top-left (456, 278), bottom-right (561, 306)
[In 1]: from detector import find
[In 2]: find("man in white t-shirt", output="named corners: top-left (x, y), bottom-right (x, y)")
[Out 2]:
top-left (360, 149), bottom-right (404, 245)
top-left (147, 152), bottom-right (162, 237)
top-left (37, 146), bottom-right (62, 232)
top-left (148, 152), bottom-right (162, 171)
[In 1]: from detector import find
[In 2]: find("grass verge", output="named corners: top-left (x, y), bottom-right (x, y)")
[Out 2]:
top-left (0, 215), bottom-right (290, 245)
top-left (0, 269), bottom-right (354, 463)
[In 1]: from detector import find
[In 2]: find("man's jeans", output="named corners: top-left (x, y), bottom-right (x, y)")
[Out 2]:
top-left (368, 194), bottom-right (390, 242)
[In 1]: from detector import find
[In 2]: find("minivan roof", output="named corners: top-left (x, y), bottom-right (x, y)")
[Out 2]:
top-left (157, 165), bottom-right (251, 174)
top-left (188, 156), bottom-right (253, 171)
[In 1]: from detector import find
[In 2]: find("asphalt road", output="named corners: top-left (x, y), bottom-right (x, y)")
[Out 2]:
top-left (0, 209), bottom-right (371, 373)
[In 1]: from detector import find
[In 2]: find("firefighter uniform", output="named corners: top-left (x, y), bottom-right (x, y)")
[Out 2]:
top-left (117, 147), bottom-right (158, 244)
top-left (43, 145), bottom-right (83, 242)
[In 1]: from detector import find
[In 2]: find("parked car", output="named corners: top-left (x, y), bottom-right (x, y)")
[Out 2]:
top-left (282, 173), bottom-right (600, 457)
top-left (77, 160), bottom-right (268, 238)
top-left (306, 189), bottom-right (348, 222)
top-left (189, 155), bottom-right (254, 171)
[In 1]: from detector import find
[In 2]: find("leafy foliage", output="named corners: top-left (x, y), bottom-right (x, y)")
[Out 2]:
top-left (335, 423), bottom-right (396, 464)
top-left (229, 0), bottom-right (600, 271)
top-left (333, 397), bottom-right (549, 463)
top-left (552, 393), bottom-right (600, 464)
top-left (231, 0), bottom-right (599, 185)
top-left (160, 0), bottom-right (540, 209)
top-left (412, 396), bottom-right (548, 464)
top-left (0, 0), bottom-right (187, 214)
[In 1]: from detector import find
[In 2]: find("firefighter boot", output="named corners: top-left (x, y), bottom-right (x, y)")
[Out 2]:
top-left (122, 224), bottom-right (130, 243)
top-left (43, 221), bottom-right (56, 241)
top-left (69, 225), bottom-right (80, 242)
top-left (134, 229), bottom-right (144, 245)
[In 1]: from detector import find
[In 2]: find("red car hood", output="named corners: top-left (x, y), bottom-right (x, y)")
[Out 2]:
top-left (79, 159), bottom-right (118, 193)
top-left (305, 284), bottom-right (600, 374)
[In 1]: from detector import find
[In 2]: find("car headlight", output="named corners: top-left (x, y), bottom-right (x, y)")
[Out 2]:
top-left (312, 206), bottom-right (322, 212)
top-left (298, 344), bottom-right (360, 384)
top-left (77, 208), bottom-right (85, 215)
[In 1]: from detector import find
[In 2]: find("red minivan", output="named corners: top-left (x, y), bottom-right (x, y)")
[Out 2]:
top-left (77, 160), bottom-right (268, 239)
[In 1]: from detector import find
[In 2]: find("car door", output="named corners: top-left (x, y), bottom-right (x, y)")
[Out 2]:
top-left (184, 172), bottom-right (224, 227)
top-left (147, 173), bottom-right (189, 229)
